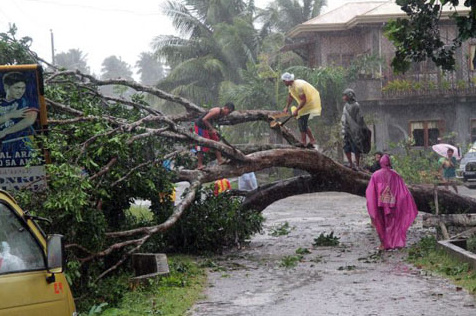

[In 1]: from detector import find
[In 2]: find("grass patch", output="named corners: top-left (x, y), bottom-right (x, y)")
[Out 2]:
top-left (264, 167), bottom-right (296, 184)
top-left (407, 236), bottom-right (476, 294)
top-left (127, 204), bottom-right (153, 222)
top-left (199, 258), bottom-right (227, 272)
top-left (98, 255), bottom-right (206, 316)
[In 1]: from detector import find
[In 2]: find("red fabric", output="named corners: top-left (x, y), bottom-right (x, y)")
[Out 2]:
top-left (365, 155), bottom-right (418, 250)
top-left (194, 124), bottom-right (219, 152)
top-left (214, 179), bottom-right (231, 196)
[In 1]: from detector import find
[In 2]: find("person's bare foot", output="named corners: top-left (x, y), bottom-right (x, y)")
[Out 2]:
top-left (197, 165), bottom-right (205, 170)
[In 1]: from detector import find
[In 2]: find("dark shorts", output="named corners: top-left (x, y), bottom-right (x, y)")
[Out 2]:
top-left (343, 137), bottom-right (361, 154)
top-left (298, 114), bottom-right (310, 132)
top-left (193, 124), bottom-right (218, 152)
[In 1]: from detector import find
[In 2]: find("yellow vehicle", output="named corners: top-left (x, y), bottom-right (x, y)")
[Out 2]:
top-left (0, 190), bottom-right (76, 315)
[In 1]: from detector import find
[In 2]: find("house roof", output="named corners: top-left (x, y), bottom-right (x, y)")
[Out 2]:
top-left (288, 1), bottom-right (470, 38)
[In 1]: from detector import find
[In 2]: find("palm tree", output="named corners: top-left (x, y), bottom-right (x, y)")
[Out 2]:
top-left (136, 52), bottom-right (166, 85)
top-left (219, 63), bottom-right (280, 143)
top-left (55, 49), bottom-right (90, 74)
top-left (100, 55), bottom-right (133, 96)
top-left (152, 0), bottom-right (260, 105)
top-left (100, 55), bottom-right (133, 80)
top-left (258, 0), bottom-right (327, 33)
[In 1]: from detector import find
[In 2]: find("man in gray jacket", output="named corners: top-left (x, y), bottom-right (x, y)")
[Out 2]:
top-left (341, 88), bottom-right (367, 170)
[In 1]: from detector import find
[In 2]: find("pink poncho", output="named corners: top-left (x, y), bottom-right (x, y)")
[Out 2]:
top-left (365, 155), bottom-right (418, 250)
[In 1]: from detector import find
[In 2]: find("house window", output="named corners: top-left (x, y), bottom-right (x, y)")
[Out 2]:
top-left (471, 119), bottom-right (476, 143)
top-left (410, 120), bottom-right (444, 147)
top-left (341, 54), bottom-right (354, 67)
top-left (327, 54), bottom-right (354, 67)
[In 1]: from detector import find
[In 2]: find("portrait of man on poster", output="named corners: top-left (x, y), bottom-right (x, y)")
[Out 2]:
top-left (0, 72), bottom-right (39, 155)
top-left (0, 65), bottom-right (46, 191)
top-left (0, 71), bottom-right (40, 166)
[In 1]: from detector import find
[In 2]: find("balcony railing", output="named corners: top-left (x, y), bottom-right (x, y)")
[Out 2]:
top-left (382, 85), bottom-right (476, 99)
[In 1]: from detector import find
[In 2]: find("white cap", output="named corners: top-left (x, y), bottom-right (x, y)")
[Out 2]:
top-left (281, 72), bottom-right (295, 81)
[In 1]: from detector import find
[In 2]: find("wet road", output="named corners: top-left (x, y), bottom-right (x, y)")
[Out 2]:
top-left (190, 187), bottom-right (476, 316)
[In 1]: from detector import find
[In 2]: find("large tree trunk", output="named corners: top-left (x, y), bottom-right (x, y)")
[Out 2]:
top-left (44, 70), bottom-right (476, 278)
top-left (242, 174), bottom-right (476, 214)
top-left (422, 213), bottom-right (476, 227)
top-left (178, 147), bottom-right (476, 214)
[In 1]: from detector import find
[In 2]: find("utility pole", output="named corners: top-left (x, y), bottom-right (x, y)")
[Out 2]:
top-left (50, 29), bottom-right (55, 65)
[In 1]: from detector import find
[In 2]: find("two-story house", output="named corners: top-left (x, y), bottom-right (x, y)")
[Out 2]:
top-left (285, 1), bottom-right (476, 152)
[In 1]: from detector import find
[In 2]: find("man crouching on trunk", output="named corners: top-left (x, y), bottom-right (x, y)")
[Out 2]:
top-left (193, 102), bottom-right (235, 169)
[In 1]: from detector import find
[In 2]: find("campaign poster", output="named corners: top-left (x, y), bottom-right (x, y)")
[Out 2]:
top-left (0, 65), bottom-right (48, 191)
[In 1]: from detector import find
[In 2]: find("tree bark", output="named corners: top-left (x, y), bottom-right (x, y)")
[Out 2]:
top-left (241, 175), bottom-right (476, 214)
top-left (422, 213), bottom-right (476, 227)
top-left (178, 148), bottom-right (476, 214)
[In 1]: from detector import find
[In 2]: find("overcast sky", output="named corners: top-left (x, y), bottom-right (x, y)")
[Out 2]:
top-left (0, 0), bottom-right (386, 77)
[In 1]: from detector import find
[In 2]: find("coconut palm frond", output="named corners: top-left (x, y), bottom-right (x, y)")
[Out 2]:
top-left (313, 0), bottom-right (327, 17)
top-left (169, 57), bottom-right (216, 81)
top-left (155, 0), bottom-right (259, 103)
top-left (153, 35), bottom-right (209, 67)
top-left (171, 84), bottom-right (217, 105)
top-left (202, 57), bottom-right (228, 78)
top-left (161, 0), bottom-right (213, 37)
top-left (219, 65), bottom-right (278, 110)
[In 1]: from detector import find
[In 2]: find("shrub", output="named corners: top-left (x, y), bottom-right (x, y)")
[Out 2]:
top-left (467, 234), bottom-right (476, 253)
top-left (149, 187), bottom-right (264, 253)
top-left (388, 139), bottom-right (441, 185)
top-left (407, 235), bottom-right (437, 261)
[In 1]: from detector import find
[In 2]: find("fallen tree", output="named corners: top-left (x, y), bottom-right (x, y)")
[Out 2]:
top-left (0, 32), bottom-right (469, 277)
top-left (40, 70), bottom-right (476, 276)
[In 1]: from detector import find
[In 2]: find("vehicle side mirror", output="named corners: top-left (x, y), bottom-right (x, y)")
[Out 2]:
top-left (47, 234), bottom-right (65, 272)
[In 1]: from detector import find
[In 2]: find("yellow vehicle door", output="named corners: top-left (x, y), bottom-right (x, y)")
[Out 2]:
top-left (0, 201), bottom-right (74, 316)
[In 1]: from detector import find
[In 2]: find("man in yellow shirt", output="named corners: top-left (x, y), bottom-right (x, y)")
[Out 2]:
top-left (281, 72), bottom-right (321, 147)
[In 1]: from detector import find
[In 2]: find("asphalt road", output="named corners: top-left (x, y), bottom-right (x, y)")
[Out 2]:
top-left (189, 187), bottom-right (476, 316)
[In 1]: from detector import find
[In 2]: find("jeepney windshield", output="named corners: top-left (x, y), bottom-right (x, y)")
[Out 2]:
top-left (0, 203), bottom-right (45, 274)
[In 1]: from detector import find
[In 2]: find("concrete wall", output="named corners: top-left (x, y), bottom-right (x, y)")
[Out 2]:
top-left (350, 79), bottom-right (382, 100)
top-left (318, 29), bottom-right (369, 66)
top-left (362, 95), bottom-right (476, 152)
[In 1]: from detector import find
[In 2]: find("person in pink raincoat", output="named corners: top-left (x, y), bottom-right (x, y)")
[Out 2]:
top-left (365, 154), bottom-right (418, 250)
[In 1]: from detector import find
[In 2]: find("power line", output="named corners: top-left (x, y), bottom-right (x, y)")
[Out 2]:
top-left (22, 0), bottom-right (163, 16)
top-left (0, 0), bottom-right (50, 35)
